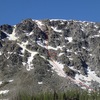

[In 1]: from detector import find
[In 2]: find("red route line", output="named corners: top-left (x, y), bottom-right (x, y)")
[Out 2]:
top-left (45, 32), bottom-right (95, 92)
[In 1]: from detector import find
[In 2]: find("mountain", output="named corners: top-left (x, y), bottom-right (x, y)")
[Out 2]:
top-left (0, 18), bottom-right (100, 99)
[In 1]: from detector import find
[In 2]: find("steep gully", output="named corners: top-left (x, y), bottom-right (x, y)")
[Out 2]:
top-left (44, 27), bottom-right (95, 92)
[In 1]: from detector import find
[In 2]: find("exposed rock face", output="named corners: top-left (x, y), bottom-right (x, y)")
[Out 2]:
top-left (0, 19), bottom-right (100, 99)
top-left (0, 24), bottom-right (13, 34)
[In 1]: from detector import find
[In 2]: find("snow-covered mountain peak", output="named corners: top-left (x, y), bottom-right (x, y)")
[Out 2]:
top-left (0, 18), bottom-right (100, 99)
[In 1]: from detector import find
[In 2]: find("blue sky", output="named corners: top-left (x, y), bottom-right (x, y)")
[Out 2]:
top-left (0, 0), bottom-right (100, 25)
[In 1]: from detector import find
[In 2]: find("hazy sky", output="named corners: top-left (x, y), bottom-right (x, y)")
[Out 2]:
top-left (0, 0), bottom-right (100, 25)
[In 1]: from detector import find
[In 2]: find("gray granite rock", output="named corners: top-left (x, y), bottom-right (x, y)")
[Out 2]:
top-left (0, 19), bottom-right (100, 99)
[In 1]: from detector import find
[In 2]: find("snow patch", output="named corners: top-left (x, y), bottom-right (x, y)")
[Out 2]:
top-left (0, 52), bottom-right (2, 55)
top-left (49, 60), bottom-right (66, 77)
top-left (90, 35), bottom-right (100, 38)
top-left (81, 27), bottom-right (85, 32)
top-left (40, 55), bottom-right (46, 60)
top-left (35, 20), bottom-right (44, 31)
top-left (29, 31), bottom-right (34, 36)
top-left (8, 52), bottom-right (13, 55)
top-left (60, 22), bottom-right (64, 25)
top-left (37, 40), bottom-right (63, 51)
top-left (8, 26), bottom-right (18, 40)
top-left (57, 46), bottom-right (63, 50)
top-left (25, 31), bottom-right (34, 36)
top-left (82, 47), bottom-right (90, 51)
top-left (75, 73), bottom-right (91, 87)
top-left (74, 52), bottom-right (78, 55)
top-left (70, 66), bottom-right (80, 73)
top-left (26, 52), bottom-right (37, 71)
top-left (69, 57), bottom-right (73, 60)
top-left (88, 68), bottom-right (100, 83)
top-left (22, 62), bottom-right (26, 66)
top-left (65, 37), bottom-right (73, 42)
top-left (89, 54), bottom-right (93, 56)
top-left (20, 41), bottom-right (29, 54)
top-left (74, 67), bottom-right (100, 89)
top-left (82, 47), bottom-right (86, 49)
top-left (38, 82), bottom-right (43, 85)
top-left (81, 87), bottom-right (87, 90)
top-left (58, 53), bottom-right (64, 57)
top-left (8, 79), bottom-right (13, 82)
top-left (17, 42), bottom-right (38, 71)
top-left (50, 19), bottom-right (67, 22)
top-left (51, 26), bottom-right (63, 33)
top-left (47, 46), bottom-right (57, 50)
top-left (47, 46), bottom-right (63, 51)
top-left (94, 25), bottom-right (98, 29)
top-left (67, 49), bottom-right (73, 52)
top-left (17, 42), bottom-right (37, 54)
top-left (0, 90), bottom-right (9, 95)
top-left (1, 26), bottom-right (18, 41)
top-left (99, 30), bottom-right (100, 33)
top-left (0, 81), bottom-right (3, 85)
top-left (37, 41), bottom-right (46, 48)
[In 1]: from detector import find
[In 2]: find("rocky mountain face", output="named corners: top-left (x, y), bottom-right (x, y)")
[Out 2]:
top-left (0, 19), bottom-right (100, 99)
